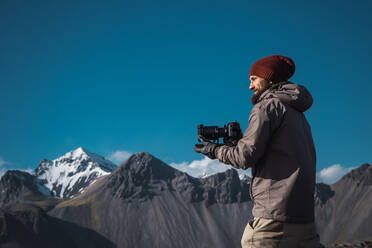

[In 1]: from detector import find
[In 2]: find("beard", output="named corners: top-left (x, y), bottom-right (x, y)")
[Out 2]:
top-left (251, 82), bottom-right (272, 104)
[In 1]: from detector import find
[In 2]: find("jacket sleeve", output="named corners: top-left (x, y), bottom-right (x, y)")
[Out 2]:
top-left (215, 100), bottom-right (283, 170)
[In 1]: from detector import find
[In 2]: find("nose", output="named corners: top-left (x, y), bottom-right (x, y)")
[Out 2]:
top-left (249, 81), bottom-right (254, 91)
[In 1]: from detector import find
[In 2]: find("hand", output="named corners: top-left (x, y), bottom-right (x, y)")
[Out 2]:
top-left (194, 135), bottom-right (219, 160)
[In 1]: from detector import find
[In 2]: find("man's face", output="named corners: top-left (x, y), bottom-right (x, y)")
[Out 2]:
top-left (249, 75), bottom-right (271, 95)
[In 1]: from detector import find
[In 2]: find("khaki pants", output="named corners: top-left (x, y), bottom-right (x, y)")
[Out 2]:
top-left (241, 218), bottom-right (324, 248)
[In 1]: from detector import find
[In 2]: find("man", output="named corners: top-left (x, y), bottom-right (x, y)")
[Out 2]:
top-left (194, 55), bottom-right (323, 248)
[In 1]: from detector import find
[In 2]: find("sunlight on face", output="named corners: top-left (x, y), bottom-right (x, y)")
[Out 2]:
top-left (249, 75), bottom-right (272, 95)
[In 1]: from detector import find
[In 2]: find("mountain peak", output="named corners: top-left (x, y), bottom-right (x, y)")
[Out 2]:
top-left (63, 147), bottom-right (88, 160)
top-left (200, 169), bottom-right (251, 204)
top-left (315, 182), bottom-right (335, 206)
top-left (106, 152), bottom-right (179, 201)
top-left (116, 151), bottom-right (177, 181)
top-left (341, 163), bottom-right (372, 186)
top-left (0, 170), bottom-right (50, 208)
top-left (35, 147), bottom-right (117, 198)
top-left (105, 153), bottom-right (251, 205)
top-left (59, 147), bottom-right (115, 171)
top-left (2, 170), bottom-right (34, 183)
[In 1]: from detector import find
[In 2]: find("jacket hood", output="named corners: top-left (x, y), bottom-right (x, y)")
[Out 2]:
top-left (253, 82), bottom-right (313, 112)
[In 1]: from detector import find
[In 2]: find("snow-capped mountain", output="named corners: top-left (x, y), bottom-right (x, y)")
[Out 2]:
top-left (35, 147), bottom-right (117, 199)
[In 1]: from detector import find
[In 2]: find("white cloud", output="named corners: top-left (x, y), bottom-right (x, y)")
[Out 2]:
top-left (0, 156), bottom-right (7, 167)
top-left (317, 164), bottom-right (355, 184)
top-left (108, 150), bottom-right (133, 165)
top-left (22, 168), bottom-right (34, 175)
top-left (170, 156), bottom-right (251, 178)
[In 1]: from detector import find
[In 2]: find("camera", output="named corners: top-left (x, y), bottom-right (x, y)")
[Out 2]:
top-left (197, 121), bottom-right (243, 146)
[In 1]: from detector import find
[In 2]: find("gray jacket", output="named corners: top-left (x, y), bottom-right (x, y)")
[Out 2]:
top-left (215, 82), bottom-right (316, 223)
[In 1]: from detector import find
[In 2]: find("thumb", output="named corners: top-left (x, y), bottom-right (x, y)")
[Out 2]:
top-left (198, 134), bottom-right (210, 144)
top-left (194, 146), bottom-right (203, 153)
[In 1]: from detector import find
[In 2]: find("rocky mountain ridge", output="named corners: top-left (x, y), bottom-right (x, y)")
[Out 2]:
top-left (105, 152), bottom-right (250, 205)
top-left (0, 170), bottom-right (51, 209)
top-left (0, 148), bottom-right (371, 247)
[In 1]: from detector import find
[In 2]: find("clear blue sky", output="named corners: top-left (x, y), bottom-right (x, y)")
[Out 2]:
top-left (1, 0), bottom-right (371, 172)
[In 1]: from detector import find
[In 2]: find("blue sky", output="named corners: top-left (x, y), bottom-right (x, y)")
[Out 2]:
top-left (1, 0), bottom-right (371, 182)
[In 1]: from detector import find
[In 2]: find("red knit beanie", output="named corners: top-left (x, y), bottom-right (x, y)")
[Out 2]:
top-left (249, 55), bottom-right (296, 83)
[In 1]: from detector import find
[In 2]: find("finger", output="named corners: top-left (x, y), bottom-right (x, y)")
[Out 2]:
top-left (197, 134), bottom-right (210, 144)
top-left (194, 147), bottom-right (202, 153)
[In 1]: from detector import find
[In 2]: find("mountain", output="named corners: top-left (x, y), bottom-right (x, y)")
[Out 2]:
top-left (315, 163), bottom-right (372, 245)
top-left (315, 182), bottom-right (335, 206)
top-left (35, 147), bottom-right (117, 199)
top-left (0, 205), bottom-right (115, 248)
top-left (1, 147), bottom-right (371, 247)
top-left (49, 152), bottom-right (253, 248)
top-left (0, 170), bottom-right (60, 211)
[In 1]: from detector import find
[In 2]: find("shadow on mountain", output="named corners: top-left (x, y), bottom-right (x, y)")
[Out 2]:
top-left (0, 204), bottom-right (115, 248)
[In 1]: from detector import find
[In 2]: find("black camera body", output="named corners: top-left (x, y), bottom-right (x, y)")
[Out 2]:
top-left (197, 121), bottom-right (243, 146)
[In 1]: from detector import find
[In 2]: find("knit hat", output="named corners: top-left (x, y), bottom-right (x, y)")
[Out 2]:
top-left (249, 55), bottom-right (296, 83)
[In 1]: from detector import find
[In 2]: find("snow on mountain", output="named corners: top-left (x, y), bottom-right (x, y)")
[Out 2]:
top-left (35, 147), bottom-right (117, 199)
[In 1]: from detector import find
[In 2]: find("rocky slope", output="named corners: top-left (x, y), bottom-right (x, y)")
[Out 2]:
top-left (315, 163), bottom-right (372, 245)
top-left (327, 239), bottom-right (372, 248)
top-left (0, 205), bottom-right (115, 248)
top-left (0, 170), bottom-right (60, 211)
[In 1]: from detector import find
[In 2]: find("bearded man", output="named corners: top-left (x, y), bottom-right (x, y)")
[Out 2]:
top-left (194, 55), bottom-right (324, 248)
